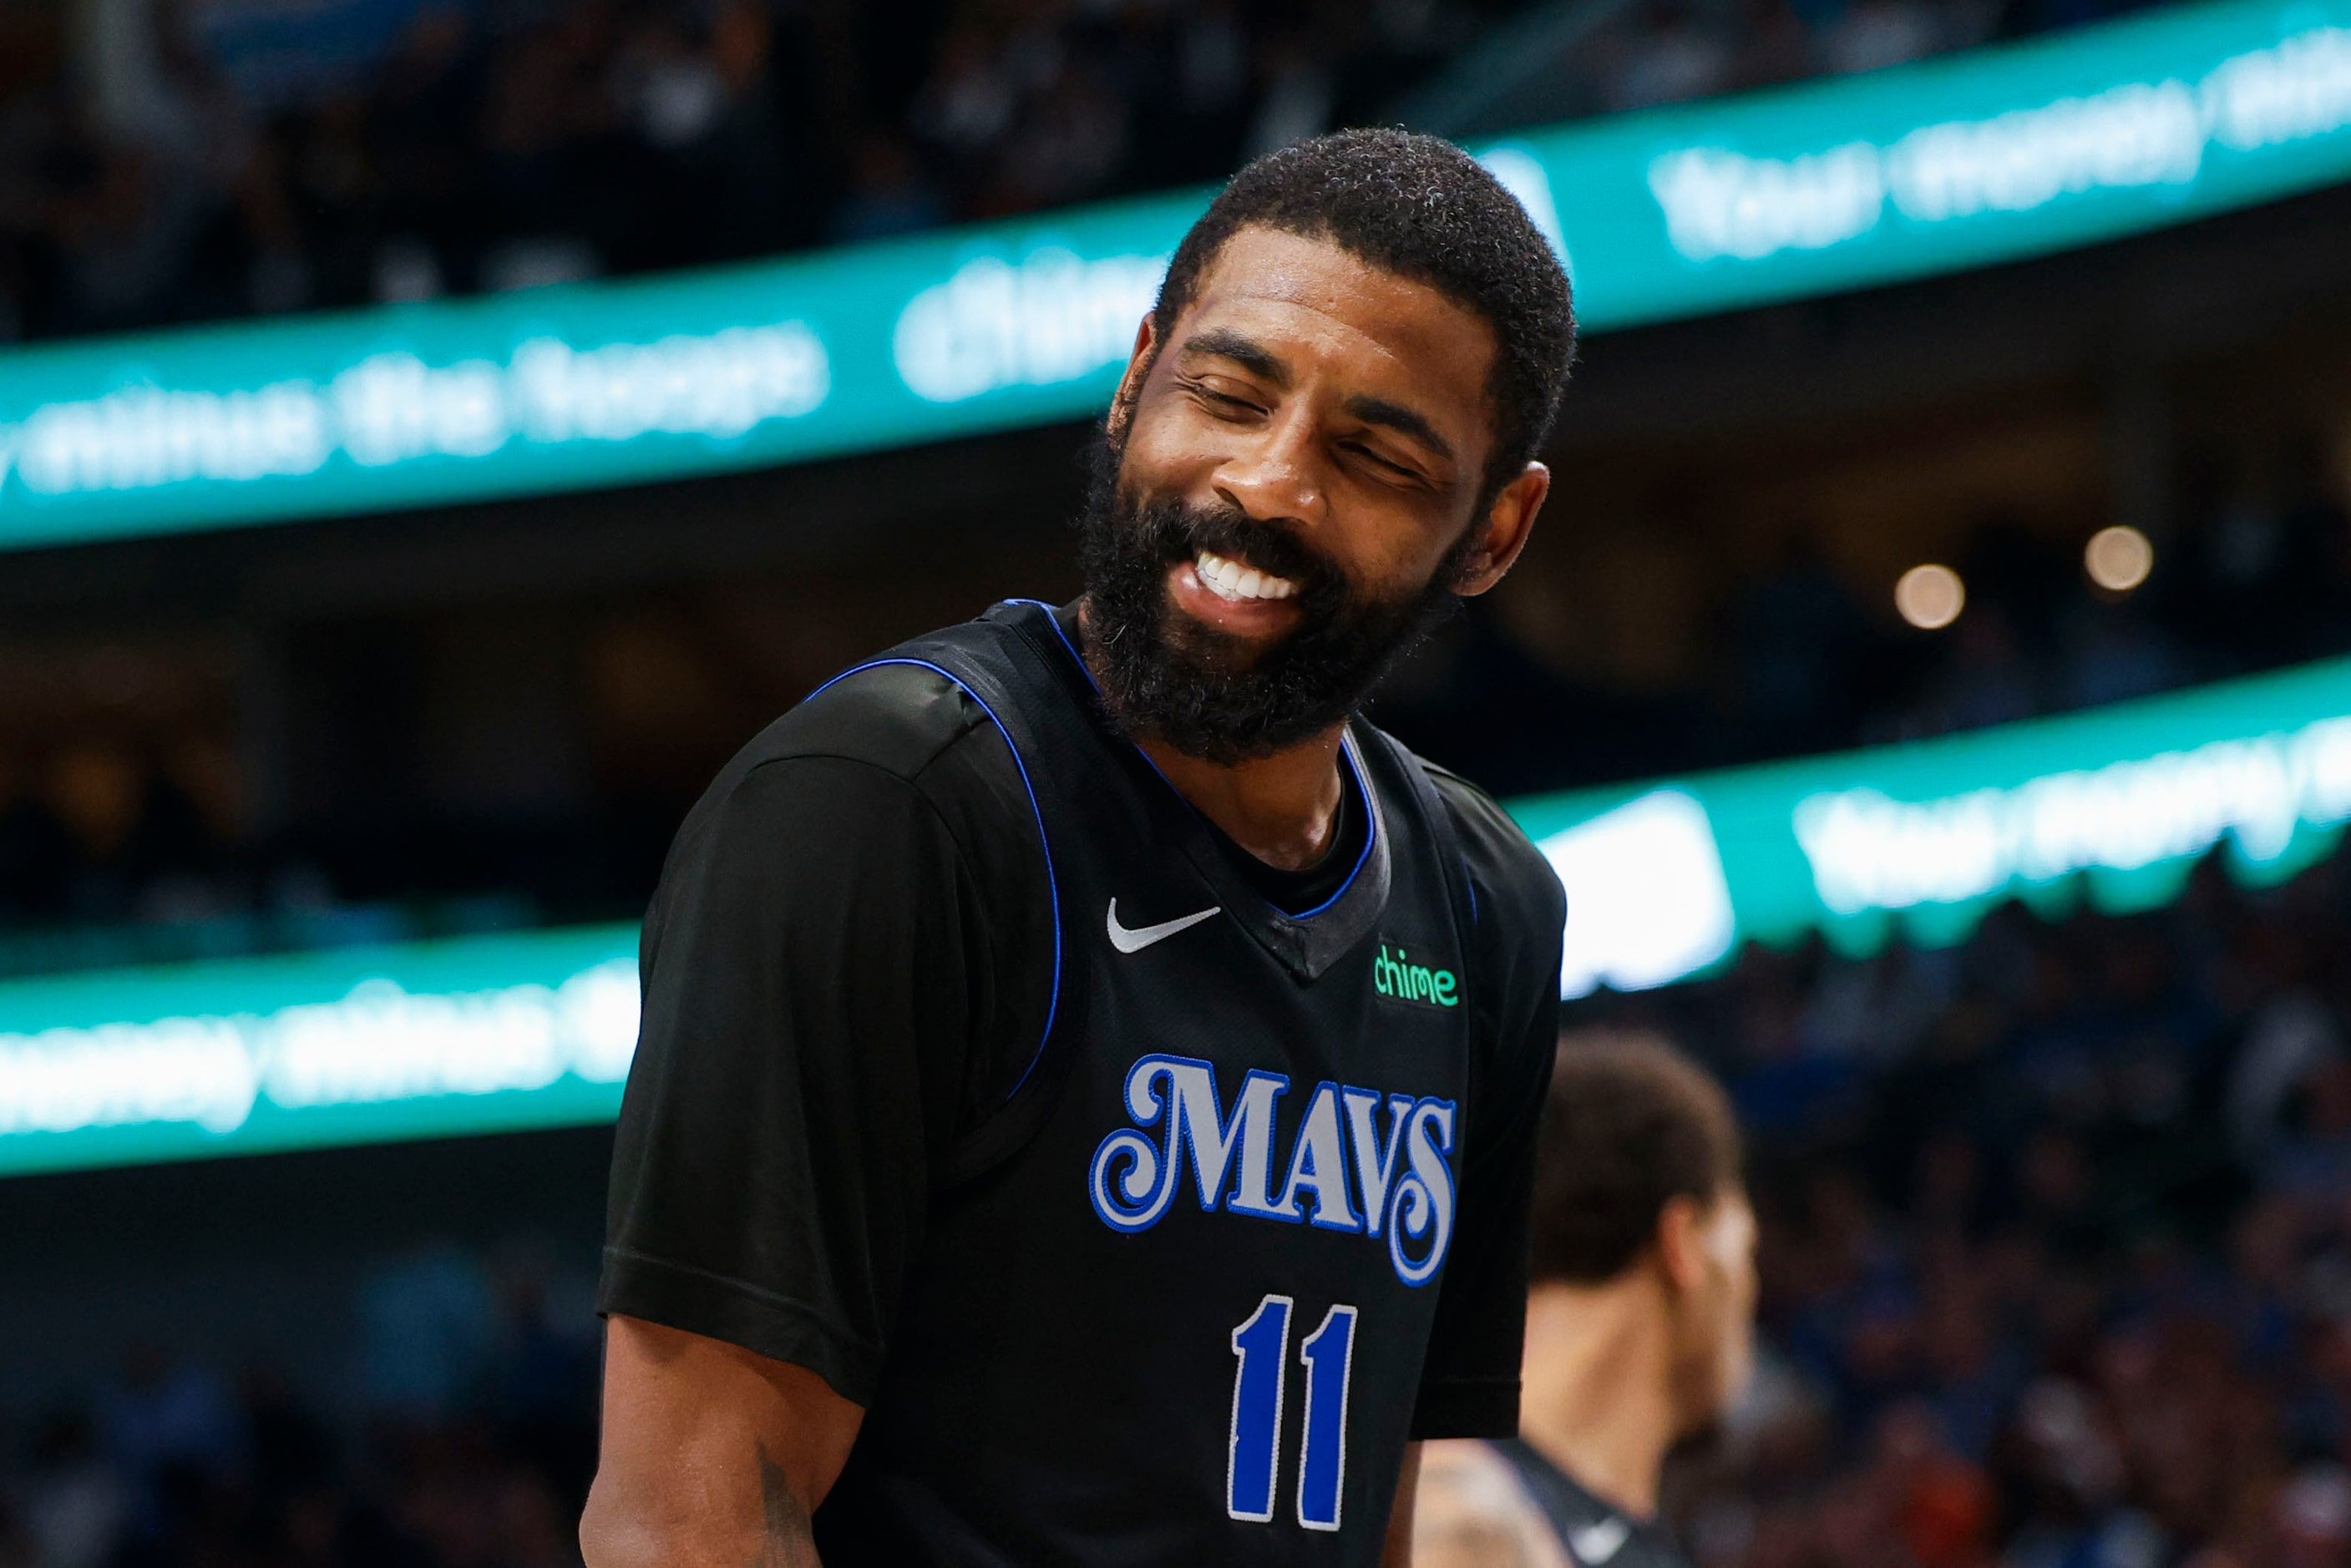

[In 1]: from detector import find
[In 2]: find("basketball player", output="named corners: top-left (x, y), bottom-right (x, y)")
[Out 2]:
top-left (579, 128), bottom-right (1578, 1565)
top-left (1413, 1034), bottom-right (1757, 1568)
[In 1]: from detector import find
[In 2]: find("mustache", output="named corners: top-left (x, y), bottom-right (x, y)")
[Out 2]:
top-left (1130, 493), bottom-right (1348, 615)
top-left (1077, 454), bottom-right (1474, 763)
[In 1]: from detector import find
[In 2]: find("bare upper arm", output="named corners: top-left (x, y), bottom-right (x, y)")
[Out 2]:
top-left (580, 1314), bottom-right (866, 1568)
top-left (1384, 1441), bottom-right (1422, 1567)
top-left (1410, 1439), bottom-right (1575, 1568)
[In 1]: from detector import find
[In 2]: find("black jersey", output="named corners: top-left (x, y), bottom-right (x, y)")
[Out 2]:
top-left (601, 599), bottom-right (1566, 1565)
top-left (1490, 1439), bottom-right (1690, 1568)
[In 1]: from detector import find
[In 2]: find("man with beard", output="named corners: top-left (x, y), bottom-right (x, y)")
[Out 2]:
top-left (581, 127), bottom-right (1576, 1567)
top-left (1412, 1034), bottom-right (1757, 1568)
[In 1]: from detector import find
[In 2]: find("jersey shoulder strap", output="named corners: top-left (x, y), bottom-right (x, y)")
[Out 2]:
top-left (1491, 1440), bottom-right (1685, 1568)
top-left (847, 600), bottom-right (1102, 1186)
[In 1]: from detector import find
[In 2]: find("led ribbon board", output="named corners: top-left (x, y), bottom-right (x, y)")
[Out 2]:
top-left (1, 0), bottom-right (2347, 553)
top-left (1514, 653), bottom-right (2351, 997)
top-left (8, 655), bottom-right (2351, 1174)
top-left (0, 924), bottom-right (639, 1176)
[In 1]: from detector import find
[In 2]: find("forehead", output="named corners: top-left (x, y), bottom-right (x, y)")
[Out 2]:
top-left (1174, 228), bottom-right (1497, 438)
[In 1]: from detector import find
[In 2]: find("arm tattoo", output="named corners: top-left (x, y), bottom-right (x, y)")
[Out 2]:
top-left (754, 1441), bottom-right (823, 1568)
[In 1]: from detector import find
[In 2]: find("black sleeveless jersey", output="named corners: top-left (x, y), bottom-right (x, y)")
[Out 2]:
top-left (812, 602), bottom-right (1542, 1564)
top-left (1489, 1439), bottom-right (1690, 1568)
top-left (603, 599), bottom-right (1565, 1566)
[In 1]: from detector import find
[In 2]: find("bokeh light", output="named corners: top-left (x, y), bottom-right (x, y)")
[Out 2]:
top-left (2085, 524), bottom-right (2154, 592)
top-left (1895, 564), bottom-right (1966, 630)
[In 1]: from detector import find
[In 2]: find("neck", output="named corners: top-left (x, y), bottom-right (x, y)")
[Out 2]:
top-left (1078, 602), bottom-right (1348, 871)
top-left (1137, 731), bottom-right (1347, 871)
top-left (1518, 1279), bottom-right (1681, 1520)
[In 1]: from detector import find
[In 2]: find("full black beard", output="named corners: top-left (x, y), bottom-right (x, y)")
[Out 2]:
top-left (1076, 432), bottom-right (1474, 764)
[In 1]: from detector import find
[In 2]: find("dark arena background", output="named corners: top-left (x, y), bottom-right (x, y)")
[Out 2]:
top-left (3, 0), bottom-right (2351, 1564)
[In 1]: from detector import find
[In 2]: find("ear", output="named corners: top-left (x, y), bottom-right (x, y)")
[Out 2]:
top-left (1655, 1194), bottom-right (1709, 1298)
top-left (1107, 313), bottom-right (1159, 444)
top-left (1452, 463), bottom-right (1550, 597)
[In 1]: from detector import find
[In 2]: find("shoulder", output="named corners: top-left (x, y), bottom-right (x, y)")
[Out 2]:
top-left (757, 661), bottom-right (1011, 784)
top-left (1414, 1440), bottom-right (1577, 1568)
top-left (1490, 1442), bottom-right (1688, 1568)
top-left (671, 661), bottom-right (1028, 862)
top-left (1416, 756), bottom-right (1566, 960)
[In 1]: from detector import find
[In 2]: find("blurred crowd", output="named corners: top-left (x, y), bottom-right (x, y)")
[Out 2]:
top-left (0, 1246), bottom-right (602, 1568)
top-left (0, 731), bottom-right (587, 979)
top-left (1382, 444), bottom-right (2351, 795)
top-left (0, 0), bottom-right (2159, 343)
top-left (1467, 0), bottom-right (2148, 129)
top-left (4, 828), bottom-right (2348, 1565)
top-left (1566, 850), bottom-right (2351, 1567)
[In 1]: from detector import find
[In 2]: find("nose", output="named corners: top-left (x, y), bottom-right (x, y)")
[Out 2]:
top-left (1213, 405), bottom-right (1323, 528)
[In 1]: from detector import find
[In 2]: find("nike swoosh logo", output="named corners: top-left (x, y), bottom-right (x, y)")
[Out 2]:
top-left (1105, 898), bottom-right (1220, 953)
top-left (1568, 1519), bottom-right (1631, 1565)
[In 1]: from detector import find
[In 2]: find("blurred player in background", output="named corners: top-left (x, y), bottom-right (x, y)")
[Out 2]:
top-left (1415, 1034), bottom-right (1756, 1568)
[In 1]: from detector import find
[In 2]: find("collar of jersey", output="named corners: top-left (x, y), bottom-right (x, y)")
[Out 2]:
top-left (1005, 598), bottom-right (1393, 982)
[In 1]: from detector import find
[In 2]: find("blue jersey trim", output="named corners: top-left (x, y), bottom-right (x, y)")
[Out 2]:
top-left (802, 656), bottom-right (1063, 1101)
top-left (1284, 736), bottom-right (1378, 921)
top-left (1001, 597), bottom-right (1378, 923)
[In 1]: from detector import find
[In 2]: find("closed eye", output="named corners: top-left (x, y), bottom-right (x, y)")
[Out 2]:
top-left (1345, 442), bottom-right (1422, 483)
top-left (1180, 377), bottom-right (1264, 417)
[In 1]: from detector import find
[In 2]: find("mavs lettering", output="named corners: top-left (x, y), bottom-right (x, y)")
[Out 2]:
top-left (1088, 1055), bottom-right (1457, 1286)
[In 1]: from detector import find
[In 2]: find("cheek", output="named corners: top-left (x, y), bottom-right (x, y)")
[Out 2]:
top-left (1116, 417), bottom-right (1190, 496)
top-left (1332, 509), bottom-right (1471, 602)
top-left (1118, 398), bottom-right (1224, 490)
top-left (1328, 540), bottom-right (1418, 603)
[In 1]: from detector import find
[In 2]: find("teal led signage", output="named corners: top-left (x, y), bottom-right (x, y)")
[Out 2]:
top-left (8, 654), bottom-right (2351, 1176)
top-left (0, 0), bottom-right (2345, 553)
top-left (1517, 653), bottom-right (2351, 995)
top-left (0, 924), bottom-right (638, 1176)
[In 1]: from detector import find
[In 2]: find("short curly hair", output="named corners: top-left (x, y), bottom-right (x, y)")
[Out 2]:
top-left (1532, 1032), bottom-right (1744, 1285)
top-left (1149, 127), bottom-right (1577, 508)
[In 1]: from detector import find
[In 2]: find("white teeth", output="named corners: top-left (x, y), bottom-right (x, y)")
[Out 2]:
top-left (1193, 549), bottom-right (1297, 603)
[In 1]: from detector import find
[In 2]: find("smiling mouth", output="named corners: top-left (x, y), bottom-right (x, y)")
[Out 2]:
top-left (1191, 548), bottom-right (1300, 603)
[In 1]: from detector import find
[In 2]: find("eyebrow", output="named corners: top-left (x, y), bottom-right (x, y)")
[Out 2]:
top-left (1178, 329), bottom-right (1458, 468)
top-left (1177, 327), bottom-right (1288, 385)
top-left (1342, 393), bottom-right (1456, 467)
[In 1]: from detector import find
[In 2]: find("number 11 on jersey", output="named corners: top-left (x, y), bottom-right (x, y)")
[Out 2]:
top-left (1227, 1293), bottom-right (1360, 1530)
